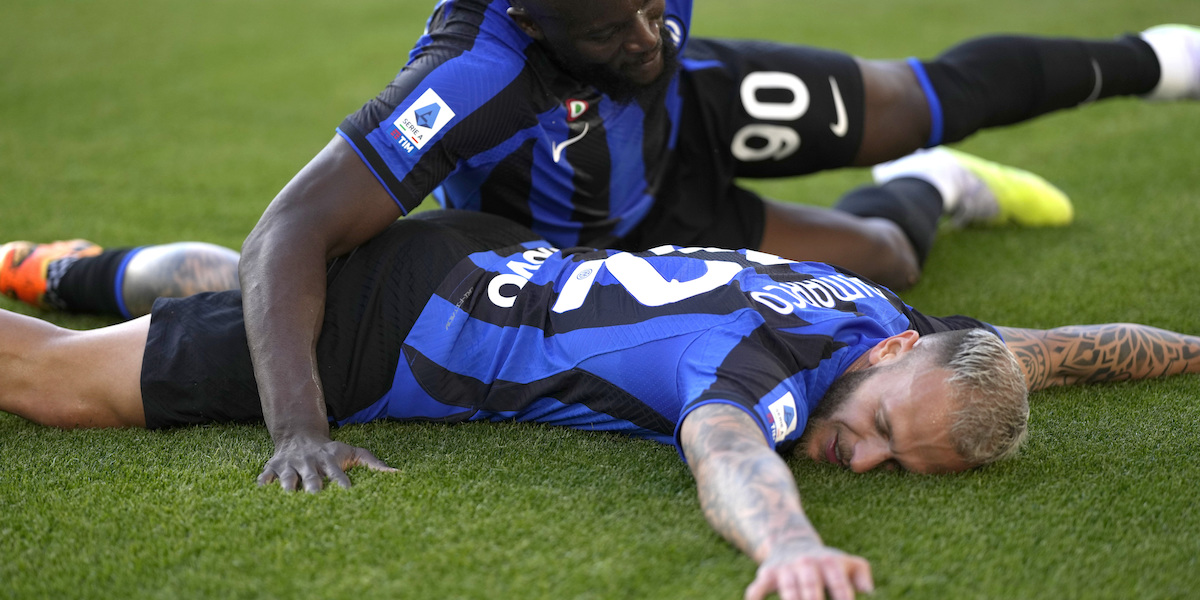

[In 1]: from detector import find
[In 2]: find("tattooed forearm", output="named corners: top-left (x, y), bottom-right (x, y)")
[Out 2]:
top-left (996, 324), bottom-right (1200, 391)
top-left (680, 403), bottom-right (820, 562)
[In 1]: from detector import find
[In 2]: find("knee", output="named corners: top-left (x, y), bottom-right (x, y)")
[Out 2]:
top-left (759, 203), bottom-right (922, 291)
top-left (122, 242), bottom-right (241, 317)
top-left (851, 217), bottom-right (921, 291)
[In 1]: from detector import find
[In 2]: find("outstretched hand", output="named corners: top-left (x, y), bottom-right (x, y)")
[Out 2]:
top-left (257, 435), bottom-right (398, 493)
top-left (745, 542), bottom-right (874, 600)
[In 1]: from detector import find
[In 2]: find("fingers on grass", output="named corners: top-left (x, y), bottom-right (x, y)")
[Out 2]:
top-left (327, 463), bottom-right (353, 489)
top-left (744, 566), bottom-right (803, 600)
top-left (354, 448), bottom-right (399, 473)
top-left (794, 564), bottom-right (819, 600)
top-left (850, 558), bottom-right (874, 594)
top-left (276, 469), bottom-right (302, 492)
top-left (743, 564), bottom-right (775, 600)
top-left (256, 470), bottom-right (278, 486)
top-left (818, 560), bottom-right (857, 600)
top-left (301, 468), bottom-right (325, 493)
top-left (746, 557), bottom-right (872, 600)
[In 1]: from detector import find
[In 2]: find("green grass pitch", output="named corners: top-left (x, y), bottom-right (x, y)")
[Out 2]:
top-left (2, 1), bottom-right (1199, 598)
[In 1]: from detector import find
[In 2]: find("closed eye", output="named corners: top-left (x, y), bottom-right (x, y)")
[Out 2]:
top-left (875, 407), bottom-right (891, 439)
top-left (875, 407), bottom-right (906, 472)
top-left (585, 26), bottom-right (620, 42)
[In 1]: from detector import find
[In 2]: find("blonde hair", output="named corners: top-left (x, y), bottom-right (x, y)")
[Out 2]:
top-left (922, 328), bottom-right (1030, 465)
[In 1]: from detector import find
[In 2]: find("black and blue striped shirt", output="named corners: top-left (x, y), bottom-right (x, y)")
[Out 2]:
top-left (337, 0), bottom-right (694, 247)
top-left (339, 241), bottom-right (956, 456)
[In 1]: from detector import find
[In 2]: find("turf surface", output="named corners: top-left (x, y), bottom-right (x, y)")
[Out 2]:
top-left (2, 1), bottom-right (1199, 598)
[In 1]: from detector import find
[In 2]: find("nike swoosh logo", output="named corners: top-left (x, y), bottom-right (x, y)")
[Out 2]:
top-left (828, 76), bottom-right (848, 138)
top-left (1083, 59), bottom-right (1103, 104)
top-left (552, 122), bottom-right (590, 163)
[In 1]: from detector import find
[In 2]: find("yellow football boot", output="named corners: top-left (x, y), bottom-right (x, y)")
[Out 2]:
top-left (873, 147), bottom-right (1073, 228)
top-left (941, 147), bottom-right (1074, 228)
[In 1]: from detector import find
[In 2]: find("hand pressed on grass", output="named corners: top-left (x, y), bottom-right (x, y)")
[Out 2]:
top-left (257, 434), bottom-right (398, 493)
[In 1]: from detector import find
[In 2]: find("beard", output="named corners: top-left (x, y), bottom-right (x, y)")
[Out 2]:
top-left (810, 367), bottom-right (874, 423)
top-left (566, 34), bottom-right (680, 104)
top-left (794, 367), bottom-right (876, 456)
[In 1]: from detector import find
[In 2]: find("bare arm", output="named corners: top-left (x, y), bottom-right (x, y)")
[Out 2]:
top-left (995, 324), bottom-right (1200, 392)
top-left (679, 403), bottom-right (873, 600)
top-left (241, 135), bottom-right (405, 492)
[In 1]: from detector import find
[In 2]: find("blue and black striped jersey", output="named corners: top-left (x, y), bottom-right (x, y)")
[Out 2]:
top-left (337, 0), bottom-right (693, 248)
top-left (339, 241), bottom-right (977, 457)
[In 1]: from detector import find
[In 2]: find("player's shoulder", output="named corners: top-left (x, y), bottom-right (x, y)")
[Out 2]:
top-left (399, 0), bottom-right (551, 109)
top-left (416, 0), bottom-right (532, 59)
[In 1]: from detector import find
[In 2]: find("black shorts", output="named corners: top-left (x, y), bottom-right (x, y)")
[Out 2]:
top-left (623, 39), bottom-right (865, 251)
top-left (139, 211), bottom-right (542, 429)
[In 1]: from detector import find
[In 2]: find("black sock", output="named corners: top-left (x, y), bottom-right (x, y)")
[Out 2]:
top-left (54, 248), bottom-right (136, 316)
top-left (917, 34), bottom-right (1161, 145)
top-left (833, 178), bottom-right (943, 265)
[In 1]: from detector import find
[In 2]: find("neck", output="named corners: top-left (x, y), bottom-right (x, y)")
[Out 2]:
top-left (842, 350), bottom-right (873, 375)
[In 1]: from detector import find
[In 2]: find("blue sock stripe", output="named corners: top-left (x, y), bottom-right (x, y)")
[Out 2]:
top-left (113, 246), bottom-right (145, 320)
top-left (907, 57), bottom-right (944, 148)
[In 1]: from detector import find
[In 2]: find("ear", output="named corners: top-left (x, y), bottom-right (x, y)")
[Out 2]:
top-left (866, 330), bottom-right (920, 366)
top-left (506, 7), bottom-right (544, 40)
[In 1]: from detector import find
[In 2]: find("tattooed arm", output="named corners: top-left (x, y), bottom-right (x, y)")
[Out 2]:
top-left (679, 403), bottom-right (873, 600)
top-left (995, 324), bottom-right (1200, 392)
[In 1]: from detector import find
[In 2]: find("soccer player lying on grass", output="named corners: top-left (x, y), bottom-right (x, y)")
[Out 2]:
top-left (3, 210), bottom-right (1200, 600)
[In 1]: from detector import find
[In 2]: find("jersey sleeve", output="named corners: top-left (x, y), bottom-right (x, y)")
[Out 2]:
top-left (336, 5), bottom-right (540, 214)
top-left (670, 324), bottom-right (814, 461)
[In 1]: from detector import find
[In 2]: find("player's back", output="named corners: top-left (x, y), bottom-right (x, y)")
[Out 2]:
top-left (393, 242), bottom-right (913, 442)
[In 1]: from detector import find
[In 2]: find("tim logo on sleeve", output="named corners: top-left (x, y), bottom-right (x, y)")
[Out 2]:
top-left (391, 88), bottom-right (457, 154)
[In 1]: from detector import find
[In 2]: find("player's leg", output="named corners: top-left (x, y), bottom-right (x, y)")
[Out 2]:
top-left (0, 239), bottom-right (239, 319)
top-left (855, 30), bottom-right (1175, 162)
top-left (119, 243), bottom-right (240, 318)
top-left (0, 309), bottom-right (148, 428)
top-left (758, 155), bottom-right (1067, 288)
top-left (678, 38), bottom-right (1088, 286)
top-left (759, 199), bottom-right (923, 290)
top-left (646, 42), bottom-right (928, 289)
top-left (1141, 25), bottom-right (1200, 101)
top-left (673, 40), bottom-right (983, 288)
top-left (840, 30), bottom-right (1171, 235)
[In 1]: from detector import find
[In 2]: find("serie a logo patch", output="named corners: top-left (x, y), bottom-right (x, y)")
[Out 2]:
top-left (391, 88), bottom-right (457, 153)
top-left (767, 392), bottom-right (798, 443)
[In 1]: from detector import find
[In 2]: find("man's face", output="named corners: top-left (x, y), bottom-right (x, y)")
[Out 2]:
top-left (511, 0), bottom-right (676, 100)
top-left (801, 337), bottom-right (975, 475)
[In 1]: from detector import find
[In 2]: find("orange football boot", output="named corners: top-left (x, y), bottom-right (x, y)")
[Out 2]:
top-left (0, 239), bottom-right (102, 308)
